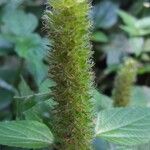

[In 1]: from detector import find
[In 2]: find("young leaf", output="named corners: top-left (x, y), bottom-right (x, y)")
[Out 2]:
top-left (95, 107), bottom-right (150, 146)
top-left (2, 10), bottom-right (38, 36)
top-left (118, 10), bottom-right (137, 27)
top-left (0, 121), bottom-right (53, 148)
top-left (118, 10), bottom-right (150, 36)
top-left (91, 31), bottom-right (108, 43)
top-left (24, 99), bottom-right (56, 122)
top-left (120, 25), bottom-right (150, 36)
top-left (14, 91), bottom-right (52, 113)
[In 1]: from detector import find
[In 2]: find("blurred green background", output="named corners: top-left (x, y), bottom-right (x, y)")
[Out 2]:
top-left (0, 0), bottom-right (149, 149)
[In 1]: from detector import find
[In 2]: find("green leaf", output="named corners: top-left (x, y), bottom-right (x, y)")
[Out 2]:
top-left (118, 10), bottom-right (137, 27)
top-left (24, 108), bottom-right (43, 122)
top-left (2, 10), bottom-right (38, 35)
top-left (14, 78), bottom-right (52, 119)
top-left (113, 142), bottom-right (150, 150)
top-left (1, 8), bottom-right (49, 85)
top-left (130, 86), bottom-right (150, 107)
top-left (118, 10), bottom-right (150, 36)
top-left (92, 31), bottom-right (108, 43)
top-left (110, 142), bottom-right (150, 150)
top-left (0, 120), bottom-right (53, 148)
top-left (6, 33), bottom-right (49, 85)
top-left (132, 142), bottom-right (150, 150)
top-left (13, 34), bottom-right (46, 58)
top-left (15, 35), bottom-right (49, 85)
top-left (115, 145), bottom-right (134, 150)
top-left (138, 64), bottom-right (150, 74)
top-left (18, 77), bottom-right (33, 97)
top-left (26, 60), bottom-right (48, 86)
top-left (120, 25), bottom-right (150, 36)
top-left (93, 89), bottom-right (113, 112)
top-left (4, 0), bottom-right (24, 11)
top-left (14, 92), bottom-right (52, 113)
top-left (24, 99), bottom-right (56, 122)
top-left (144, 38), bottom-right (150, 52)
top-left (96, 107), bottom-right (150, 146)
top-left (14, 77), bottom-right (33, 119)
top-left (92, 1), bottom-right (118, 29)
top-left (120, 26), bottom-right (139, 36)
top-left (102, 34), bottom-right (130, 66)
top-left (129, 37), bottom-right (144, 56)
top-left (136, 17), bottom-right (150, 29)
top-left (39, 78), bottom-right (56, 93)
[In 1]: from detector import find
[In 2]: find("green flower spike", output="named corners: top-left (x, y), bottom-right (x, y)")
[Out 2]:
top-left (45, 0), bottom-right (94, 149)
top-left (113, 58), bottom-right (138, 107)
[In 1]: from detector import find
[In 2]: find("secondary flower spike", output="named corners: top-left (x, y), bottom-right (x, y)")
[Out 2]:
top-left (113, 58), bottom-right (138, 107)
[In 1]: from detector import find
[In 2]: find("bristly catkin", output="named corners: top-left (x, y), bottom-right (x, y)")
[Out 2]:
top-left (112, 58), bottom-right (138, 107)
top-left (45, 0), bottom-right (94, 149)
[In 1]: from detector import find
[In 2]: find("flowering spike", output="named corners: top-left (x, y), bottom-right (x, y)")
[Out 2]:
top-left (45, 0), bottom-right (94, 149)
top-left (113, 58), bottom-right (138, 107)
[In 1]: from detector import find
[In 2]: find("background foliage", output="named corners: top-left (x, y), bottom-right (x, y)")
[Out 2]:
top-left (0, 0), bottom-right (150, 149)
